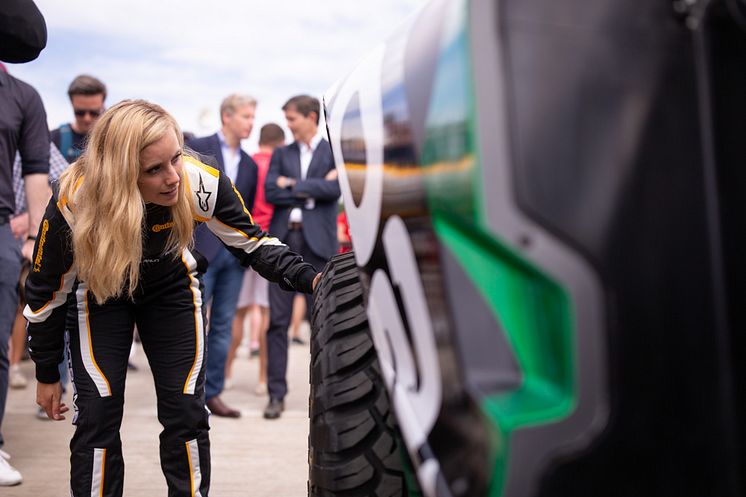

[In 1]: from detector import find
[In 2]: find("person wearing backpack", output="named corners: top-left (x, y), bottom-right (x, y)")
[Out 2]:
top-left (50, 75), bottom-right (106, 163)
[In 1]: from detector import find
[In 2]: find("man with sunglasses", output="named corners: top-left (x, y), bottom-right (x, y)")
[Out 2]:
top-left (50, 74), bottom-right (106, 163)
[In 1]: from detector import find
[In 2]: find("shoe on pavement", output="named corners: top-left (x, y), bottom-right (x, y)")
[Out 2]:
top-left (249, 341), bottom-right (260, 358)
top-left (0, 449), bottom-right (10, 461)
top-left (254, 382), bottom-right (267, 396)
top-left (290, 336), bottom-right (306, 345)
top-left (263, 398), bottom-right (284, 420)
top-left (9, 366), bottom-right (27, 389)
top-left (36, 407), bottom-right (51, 421)
top-left (0, 456), bottom-right (22, 486)
top-left (205, 396), bottom-right (241, 418)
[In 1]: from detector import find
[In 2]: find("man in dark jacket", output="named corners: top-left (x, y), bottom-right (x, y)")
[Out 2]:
top-left (263, 95), bottom-right (340, 419)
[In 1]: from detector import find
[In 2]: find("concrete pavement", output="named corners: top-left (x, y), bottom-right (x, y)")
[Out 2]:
top-left (1, 325), bottom-right (311, 497)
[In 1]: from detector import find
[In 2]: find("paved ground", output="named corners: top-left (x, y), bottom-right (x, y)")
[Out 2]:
top-left (1, 324), bottom-right (311, 497)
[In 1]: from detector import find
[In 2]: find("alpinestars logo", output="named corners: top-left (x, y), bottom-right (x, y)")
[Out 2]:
top-left (195, 174), bottom-right (212, 212)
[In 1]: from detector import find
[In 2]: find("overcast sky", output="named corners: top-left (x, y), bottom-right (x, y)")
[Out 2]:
top-left (7, 0), bottom-right (428, 152)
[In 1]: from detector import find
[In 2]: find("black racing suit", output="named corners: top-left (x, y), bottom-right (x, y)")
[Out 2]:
top-left (23, 158), bottom-right (316, 497)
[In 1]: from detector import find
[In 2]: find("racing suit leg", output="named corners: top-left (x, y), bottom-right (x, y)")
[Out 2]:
top-left (68, 284), bottom-right (134, 497)
top-left (135, 252), bottom-right (210, 497)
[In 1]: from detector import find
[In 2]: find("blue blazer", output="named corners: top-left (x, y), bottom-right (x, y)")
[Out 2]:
top-left (186, 133), bottom-right (258, 261)
top-left (265, 139), bottom-right (340, 260)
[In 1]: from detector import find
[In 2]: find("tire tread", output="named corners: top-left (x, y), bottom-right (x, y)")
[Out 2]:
top-left (309, 252), bottom-right (410, 497)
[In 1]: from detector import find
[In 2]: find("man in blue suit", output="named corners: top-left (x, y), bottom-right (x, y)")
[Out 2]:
top-left (186, 94), bottom-right (258, 418)
top-left (264, 95), bottom-right (340, 419)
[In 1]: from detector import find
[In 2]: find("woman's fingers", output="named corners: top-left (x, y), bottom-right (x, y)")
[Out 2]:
top-left (51, 395), bottom-right (67, 421)
top-left (37, 382), bottom-right (66, 420)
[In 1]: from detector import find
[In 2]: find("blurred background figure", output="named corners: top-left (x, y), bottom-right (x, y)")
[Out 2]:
top-left (336, 209), bottom-right (351, 254)
top-left (51, 74), bottom-right (106, 163)
top-left (226, 123), bottom-right (285, 395)
top-left (288, 295), bottom-right (306, 346)
top-left (0, 16), bottom-right (50, 481)
top-left (263, 95), bottom-right (340, 420)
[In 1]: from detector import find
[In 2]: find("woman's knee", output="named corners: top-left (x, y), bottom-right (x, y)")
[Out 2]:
top-left (157, 392), bottom-right (209, 440)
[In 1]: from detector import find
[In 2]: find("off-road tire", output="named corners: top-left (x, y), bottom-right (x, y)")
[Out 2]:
top-left (309, 252), bottom-right (412, 497)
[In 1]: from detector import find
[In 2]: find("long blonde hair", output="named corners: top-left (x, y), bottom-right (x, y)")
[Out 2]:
top-left (58, 100), bottom-right (194, 304)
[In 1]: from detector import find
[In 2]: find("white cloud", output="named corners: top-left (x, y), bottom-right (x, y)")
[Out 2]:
top-left (9, 0), bottom-right (426, 150)
top-left (7, 0), bottom-right (428, 151)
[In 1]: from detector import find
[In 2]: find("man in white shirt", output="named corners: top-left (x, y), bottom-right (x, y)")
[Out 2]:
top-left (264, 95), bottom-right (340, 419)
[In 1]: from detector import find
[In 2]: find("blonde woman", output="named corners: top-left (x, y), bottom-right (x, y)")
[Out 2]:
top-left (23, 100), bottom-right (319, 497)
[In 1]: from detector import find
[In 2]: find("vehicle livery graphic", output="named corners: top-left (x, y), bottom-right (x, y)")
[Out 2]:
top-left (309, 0), bottom-right (746, 496)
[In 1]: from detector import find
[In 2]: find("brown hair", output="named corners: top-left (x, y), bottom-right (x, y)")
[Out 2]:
top-left (282, 95), bottom-right (320, 124)
top-left (68, 74), bottom-right (107, 101)
top-left (258, 123), bottom-right (285, 146)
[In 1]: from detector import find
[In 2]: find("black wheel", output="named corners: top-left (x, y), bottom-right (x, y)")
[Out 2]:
top-left (309, 252), bottom-right (416, 497)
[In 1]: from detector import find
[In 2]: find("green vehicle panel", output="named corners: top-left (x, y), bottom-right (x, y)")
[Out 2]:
top-left (321, 0), bottom-right (746, 495)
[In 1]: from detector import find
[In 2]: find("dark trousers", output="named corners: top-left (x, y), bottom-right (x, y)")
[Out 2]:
top-left (0, 225), bottom-right (21, 449)
top-left (68, 252), bottom-right (210, 497)
top-left (201, 246), bottom-right (245, 401)
top-left (267, 228), bottom-right (326, 400)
